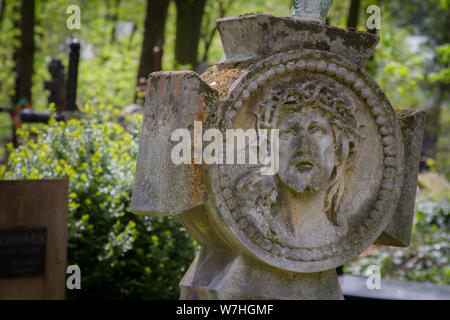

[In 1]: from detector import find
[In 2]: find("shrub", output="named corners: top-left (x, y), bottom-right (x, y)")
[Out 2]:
top-left (0, 103), bottom-right (197, 299)
top-left (345, 195), bottom-right (450, 284)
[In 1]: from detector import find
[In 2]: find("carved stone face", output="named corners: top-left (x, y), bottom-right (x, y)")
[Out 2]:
top-left (278, 108), bottom-right (336, 193)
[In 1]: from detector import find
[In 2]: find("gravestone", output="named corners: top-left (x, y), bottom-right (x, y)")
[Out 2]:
top-left (131, 10), bottom-right (424, 299)
top-left (44, 58), bottom-right (66, 113)
top-left (0, 179), bottom-right (68, 299)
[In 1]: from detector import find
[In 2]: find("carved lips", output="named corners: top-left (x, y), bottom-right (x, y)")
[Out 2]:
top-left (291, 159), bottom-right (317, 172)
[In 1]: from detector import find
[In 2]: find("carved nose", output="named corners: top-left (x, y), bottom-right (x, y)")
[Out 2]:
top-left (296, 150), bottom-right (310, 157)
top-left (295, 129), bottom-right (312, 146)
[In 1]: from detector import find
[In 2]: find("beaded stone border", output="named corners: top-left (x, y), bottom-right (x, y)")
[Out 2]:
top-left (213, 53), bottom-right (401, 264)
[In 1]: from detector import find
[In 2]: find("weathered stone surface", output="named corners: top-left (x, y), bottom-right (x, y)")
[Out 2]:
top-left (217, 14), bottom-right (379, 67)
top-left (131, 14), bottom-right (423, 300)
top-left (375, 110), bottom-right (425, 247)
top-left (131, 71), bottom-right (217, 216)
top-left (0, 179), bottom-right (68, 299)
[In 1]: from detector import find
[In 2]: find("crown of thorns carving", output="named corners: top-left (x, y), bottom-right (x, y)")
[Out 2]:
top-left (256, 80), bottom-right (362, 139)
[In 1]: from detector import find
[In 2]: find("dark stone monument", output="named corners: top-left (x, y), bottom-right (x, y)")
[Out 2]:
top-left (0, 179), bottom-right (68, 299)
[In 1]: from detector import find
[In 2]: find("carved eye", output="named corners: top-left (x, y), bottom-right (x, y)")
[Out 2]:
top-left (308, 124), bottom-right (327, 136)
top-left (280, 128), bottom-right (296, 138)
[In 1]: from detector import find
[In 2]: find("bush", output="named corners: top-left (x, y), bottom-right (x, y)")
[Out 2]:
top-left (0, 103), bottom-right (197, 299)
top-left (345, 195), bottom-right (450, 284)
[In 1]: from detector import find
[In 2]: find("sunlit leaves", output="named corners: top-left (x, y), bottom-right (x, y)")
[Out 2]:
top-left (1, 103), bottom-right (198, 299)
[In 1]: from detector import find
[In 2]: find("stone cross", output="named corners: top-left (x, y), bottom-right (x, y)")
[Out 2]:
top-left (131, 14), bottom-right (424, 299)
top-left (44, 58), bottom-right (66, 113)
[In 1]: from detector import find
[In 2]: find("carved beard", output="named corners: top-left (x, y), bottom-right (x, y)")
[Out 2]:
top-left (277, 162), bottom-right (331, 194)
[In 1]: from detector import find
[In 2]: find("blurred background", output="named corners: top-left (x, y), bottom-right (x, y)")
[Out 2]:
top-left (0, 0), bottom-right (448, 299)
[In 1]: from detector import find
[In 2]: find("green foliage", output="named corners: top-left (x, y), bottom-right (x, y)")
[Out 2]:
top-left (345, 195), bottom-right (450, 284)
top-left (429, 44), bottom-right (450, 84)
top-left (385, 0), bottom-right (450, 45)
top-left (436, 111), bottom-right (450, 180)
top-left (0, 104), bottom-right (198, 299)
top-left (374, 29), bottom-right (429, 109)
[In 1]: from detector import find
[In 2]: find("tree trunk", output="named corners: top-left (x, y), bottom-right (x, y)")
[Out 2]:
top-left (0, 0), bottom-right (6, 30)
top-left (201, 0), bottom-right (230, 63)
top-left (15, 0), bottom-right (35, 104)
top-left (347, 0), bottom-right (360, 29)
top-left (0, 0), bottom-right (8, 92)
top-left (136, 0), bottom-right (170, 83)
top-left (110, 0), bottom-right (122, 44)
top-left (174, 0), bottom-right (206, 68)
top-left (11, 2), bottom-right (19, 104)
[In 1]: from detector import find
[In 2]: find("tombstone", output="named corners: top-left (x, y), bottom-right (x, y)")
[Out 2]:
top-left (44, 58), bottom-right (66, 113)
top-left (21, 39), bottom-right (81, 124)
top-left (65, 39), bottom-right (80, 112)
top-left (131, 4), bottom-right (425, 299)
top-left (0, 179), bottom-right (68, 299)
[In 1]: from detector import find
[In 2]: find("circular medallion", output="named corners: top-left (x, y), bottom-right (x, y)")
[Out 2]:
top-left (205, 49), bottom-right (404, 273)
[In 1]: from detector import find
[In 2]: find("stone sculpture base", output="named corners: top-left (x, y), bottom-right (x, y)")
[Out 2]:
top-left (180, 248), bottom-right (343, 300)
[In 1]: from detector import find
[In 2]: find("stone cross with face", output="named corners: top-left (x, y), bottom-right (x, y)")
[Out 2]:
top-left (131, 14), bottom-right (425, 299)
